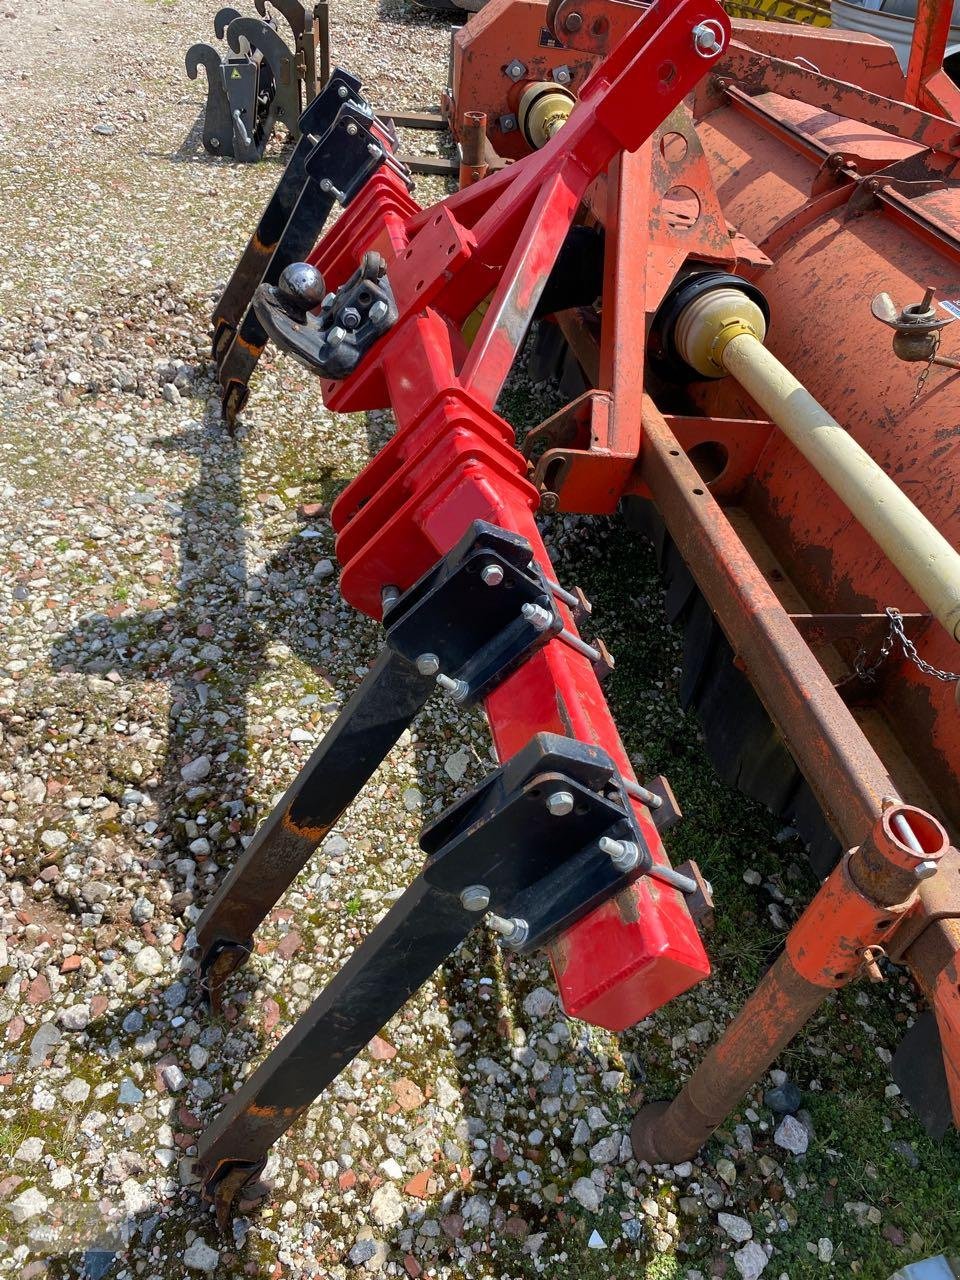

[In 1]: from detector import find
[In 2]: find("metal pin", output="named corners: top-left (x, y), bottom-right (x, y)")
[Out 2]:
top-left (521, 602), bottom-right (554, 632)
top-left (647, 863), bottom-right (699, 894)
top-left (557, 629), bottom-right (601, 663)
top-left (381, 584), bottom-right (400, 611)
top-left (346, 121), bottom-right (358, 135)
top-left (544, 577), bottom-right (580, 610)
top-left (598, 837), bottom-right (697, 893)
top-left (623, 778), bottom-right (663, 810)
top-left (486, 912), bottom-right (529, 947)
top-left (892, 811), bottom-right (924, 854)
top-left (481, 563), bottom-right (505, 587)
top-left (436, 672), bottom-right (469, 701)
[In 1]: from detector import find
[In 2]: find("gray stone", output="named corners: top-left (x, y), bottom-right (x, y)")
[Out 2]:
top-left (180, 755), bottom-right (211, 783)
top-left (62, 1077), bottom-right (91, 1104)
top-left (718, 1213), bottom-right (752, 1243)
top-left (118, 1079), bottom-right (144, 1105)
top-left (14, 1137), bottom-right (44, 1163)
top-left (773, 1114), bottom-right (809, 1155)
top-left (732, 1241), bottom-right (769, 1280)
top-left (369, 1182), bottom-right (404, 1228)
top-left (183, 1239), bottom-right (220, 1272)
top-left (29, 1022), bottom-right (61, 1067)
top-left (59, 1003), bottom-right (91, 1031)
top-left (764, 1082), bottom-right (801, 1115)
top-left (522, 986), bottom-right (556, 1019)
top-left (570, 1177), bottom-right (602, 1212)
top-left (9, 1187), bottom-right (48, 1224)
top-left (133, 946), bottom-right (164, 977)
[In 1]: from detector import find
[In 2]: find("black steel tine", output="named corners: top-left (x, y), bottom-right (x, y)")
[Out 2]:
top-left (197, 875), bottom-right (474, 1226)
top-left (196, 649), bottom-right (434, 999)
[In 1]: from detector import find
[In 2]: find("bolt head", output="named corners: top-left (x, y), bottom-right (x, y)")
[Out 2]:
top-left (481, 563), bottom-right (504, 587)
top-left (563, 11), bottom-right (583, 31)
top-left (337, 85), bottom-right (348, 98)
top-left (369, 299), bottom-right (390, 325)
top-left (346, 121), bottom-right (358, 135)
top-left (326, 325), bottom-right (347, 348)
top-left (546, 789), bottom-right (575, 816)
top-left (499, 114), bottom-right (518, 133)
top-left (416, 653), bottom-right (440, 676)
top-left (692, 20), bottom-right (724, 56)
top-left (553, 65), bottom-right (572, 85)
top-left (460, 884), bottom-right (491, 912)
top-left (915, 859), bottom-right (940, 880)
top-left (506, 59), bottom-right (527, 80)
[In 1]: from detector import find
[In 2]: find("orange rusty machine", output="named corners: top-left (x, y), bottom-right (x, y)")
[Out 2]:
top-left (194, 0), bottom-right (960, 1219)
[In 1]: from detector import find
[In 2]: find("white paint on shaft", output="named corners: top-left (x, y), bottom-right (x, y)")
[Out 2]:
top-left (721, 332), bottom-right (960, 644)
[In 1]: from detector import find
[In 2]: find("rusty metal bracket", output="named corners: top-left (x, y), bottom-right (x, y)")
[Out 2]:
top-left (886, 845), bottom-right (960, 961)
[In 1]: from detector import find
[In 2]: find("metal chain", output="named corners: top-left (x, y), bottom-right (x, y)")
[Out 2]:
top-left (855, 607), bottom-right (960, 684)
top-left (912, 331), bottom-right (941, 403)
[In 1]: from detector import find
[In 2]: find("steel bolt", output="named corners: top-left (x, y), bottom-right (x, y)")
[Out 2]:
top-left (499, 114), bottom-right (518, 133)
top-left (381, 584), bottom-right (400, 611)
top-left (915, 859), bottom-right (940, 880)
top-left (416, 652), bottom-right (441, 675)
top-left (338, 84), bottom-right (349, 98)
top-left (487, 912), bottom-right (530, 947)
top-left (563, 11), bottom-right (583, 30)
top-left (505, 59), bottom-right (527, 81)
top-left (546, 790), bottom-right (575, 816)
top-left (692, 20), bottom-right (725, 57)
top-left (369, 299), bottom-right (389, 325)
top-left (340, 306), bottom-right (363, 331)
top-left (326, 325), bottom-right (347, 349)
top-left (210, 136), bottom-right (221, 149)
top-left (522, 602), bottom-right (554, 632)
top-left (552, 64), bottom-right (572, 85)
top-left (436, 672), bottom-right (470, 701)
top-left (367, 143), bottom-right (382, 159)
top-left (599, 835), bottom-right (641, 872)
top-left (320, 178), bottom-right (333, 192)
top-left (321, 291), bottom-right (336, 310)
top-left (481, 563), bottom-right (505, 587)
top-left (346, 121), bottom-right (358, 135)
top-left (460, 884), bottom-right (491, 912)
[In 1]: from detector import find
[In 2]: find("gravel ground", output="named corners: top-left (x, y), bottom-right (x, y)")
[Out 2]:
top-left (1, 1), bottom-right (958, 1277)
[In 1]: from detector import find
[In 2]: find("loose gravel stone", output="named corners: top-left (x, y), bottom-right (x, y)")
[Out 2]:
top-left (718, 1213), bottom-right (752, 1243)
top-left (773, 1115), bottom-right (810, 1155)
top-left (733, 1241), bottom-right (769, 1279)
top-left (183, 1239), bottom-right (220, 1272)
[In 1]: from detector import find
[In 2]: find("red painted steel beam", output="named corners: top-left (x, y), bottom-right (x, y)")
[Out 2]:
top-left (293, 0), bottom-right (733, 1028)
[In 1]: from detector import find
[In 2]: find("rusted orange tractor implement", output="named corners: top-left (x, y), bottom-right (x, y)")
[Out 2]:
top-left (195, 0), bottom-right (960, 1218)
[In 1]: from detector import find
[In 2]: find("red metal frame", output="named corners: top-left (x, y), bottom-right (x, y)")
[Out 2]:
top-left (291, 0), bottom-right (734, 1028)
top-left (906, 0), bottom-right (960, 119)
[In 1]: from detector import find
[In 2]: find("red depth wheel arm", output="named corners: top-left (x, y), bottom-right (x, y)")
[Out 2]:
top-left (302, 0), bottom-right (730, 1026)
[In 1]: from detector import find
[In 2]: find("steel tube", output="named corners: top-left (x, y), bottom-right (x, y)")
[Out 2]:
top-left (632, 954), bottom-right (825, 1162)
top-left (639, 398), bottom-right (898, 849)
top-left (632, 805), bottom-right (942, 1162)
top-left (720, 330), bottom-right (960, 643)
top-left (458, 110), bottom-right (488, 189)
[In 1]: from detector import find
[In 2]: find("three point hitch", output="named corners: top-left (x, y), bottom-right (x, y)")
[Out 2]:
top-left (186, 0), bottom-right (330, 161)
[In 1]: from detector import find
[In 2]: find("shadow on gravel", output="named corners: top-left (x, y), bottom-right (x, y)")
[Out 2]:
top-left (44, 374), bottom-right (518, 1274)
